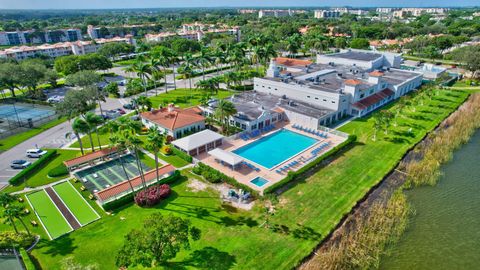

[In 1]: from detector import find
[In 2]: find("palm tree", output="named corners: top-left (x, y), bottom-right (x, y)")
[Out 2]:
top-left (214, 100), bottom-right (237, 133)
top-left (262, 43), bottom-right (277, 66)
top-left (179, 53), bottom-right (196, 91)
top-left (134, 96), bottom-right (152, 112)
top-left (148, 57), bottom-right (162, 96)
top-left (169, 50), bottom-right (179, 90)
top-left (126, 58), bottom-right (152, 96)
top-left (0, 193), bottom-right (17, 208)
top-left (212, 47), bottom-right (226, 75)
top-left (109, 134), bottom-right (135, 193)
top-left (372, 113), bottom-right (384, 141)
top-left (196, 48), bottom-right (212, 81)
top-left (146, 127), bottom-right (164, 183)
top-left (69, 117), bottom-right (90, 155)
top-left (118, 118), bottom-right (147, 189)
top-left (3, 205), bottom-right (30, 236)
top-left (284, 34), bottom-right (301, 57)
top-left (85, 112), bottom-right (104, 150)
top-left (196, 77), bottom-right (220, 94)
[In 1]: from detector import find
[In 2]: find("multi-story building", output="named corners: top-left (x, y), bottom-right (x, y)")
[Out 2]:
top-left (258, 9), bottom-right (307, 18)
top-left (202, 50), bottom-right (423, 130)
top-left (314, 10), bottom-right (341, 19)
top-left (376, 8), bottom-right (394, 14)
top-left (394, 8), bottom-right (449, 18)
top-left (87, 24), bottom-right (158, 39)
top-left (0, 35), bottom-right (135, 60)
top-left (0, 28), bottom-right (82, 46)
top-left (145, 26), bottom-right (240, 43)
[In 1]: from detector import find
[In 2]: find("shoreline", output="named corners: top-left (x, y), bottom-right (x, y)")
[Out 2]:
top-left (298, 91), bottom-right (480, 269)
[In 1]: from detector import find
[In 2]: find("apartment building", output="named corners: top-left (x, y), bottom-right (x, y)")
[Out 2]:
top-left (314, 10), bottom-right (341, 19)
top-left (0, 28), bottom-right (82, 46)
top-left (394, 8), bottom-right (449, 18)
top-left (258, 9), bottom-right (305, 18)
top-left (87, 24), bottom-right (158, 39)
top-left (145, 25), bottom-right (241, 43)
top-left (205, 50), bottom-right (422, 130)
top-left (0, 35), bottom-right (135, 60)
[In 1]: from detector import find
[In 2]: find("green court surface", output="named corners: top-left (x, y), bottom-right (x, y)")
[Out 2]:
top-left (26, 190), bottom-right (72, 240)
top-left (53, 181), bottom-right (100, 226)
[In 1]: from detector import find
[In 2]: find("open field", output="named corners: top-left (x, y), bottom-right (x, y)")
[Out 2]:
top-left (3, 149), bottom-right (81, 193)
top-left (52, 181), bottom-right (100, 226)
top-left (26, 190), bottom-right (72, 240)
top-left (148, 88), bottom-right (233, 109)
top-left (28, 89), bottom-right (469, 269)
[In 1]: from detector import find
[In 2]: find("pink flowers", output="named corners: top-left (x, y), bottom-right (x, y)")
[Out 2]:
top-left (134, 184), bottom-right (171, 207)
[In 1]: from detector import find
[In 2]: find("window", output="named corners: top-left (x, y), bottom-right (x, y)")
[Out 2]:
top-left (241, 124), bottom-right (246, 129)
top-left (369, 89), bottom-right (374, 94)
top-left (331, 101), bottom-right (336, 103)
top-left (307, 95), bottom-right (311, 98)
top-left (315, 97), bottom-right (319, 100)
top-left (360, 93), bottom-right (365, 98)
top-left (323, 99), bottom-right (327, 101)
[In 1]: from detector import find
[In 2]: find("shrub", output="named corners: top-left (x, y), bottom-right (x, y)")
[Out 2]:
top-left (20, 248), bottom-right (36, 270)
top-left (192, 163), bottom-right (258, 196)
top-left (9, 150), bottom-right (57, 185)
top-left (0, 231), bottom-right (35, 249)
top-left (134, 184), bottom-right (171, 207)
top-left (161, 145), bottom-right (172, 155)
top-left (170, 146), bottom-right (193, 163)
top-left (47, 164), bottom-right (69, 178)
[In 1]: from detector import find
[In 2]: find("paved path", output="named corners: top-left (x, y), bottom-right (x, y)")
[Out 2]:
top-left (45, 186), bottom-right (81, 229)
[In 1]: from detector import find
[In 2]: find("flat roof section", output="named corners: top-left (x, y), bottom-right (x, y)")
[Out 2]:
top-left (326, 50), bottom-right (382, 62)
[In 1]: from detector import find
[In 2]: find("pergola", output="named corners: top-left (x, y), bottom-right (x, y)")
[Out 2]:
top-left (172, 129), bottom-right (224, 156)
top-left (208, 148), bottom-right (244, 170)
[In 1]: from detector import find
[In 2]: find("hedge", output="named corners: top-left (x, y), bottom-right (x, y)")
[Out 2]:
top-left (175, 65), bottom-right (232, 79)
top-left (20, 248), bottom-right (36, 270)
top-left (47, 164), bottom-right (69, 178)
top-left (192, 162), bottom-right (258, 197)
top-left (170, 146), bottom-right (193, 163)
top-left (102, 170), bottom-right (181, 211)
top-left (263, 135), bottom-right (357, 194)
top-left (9, 150), bottom-right (57, 185)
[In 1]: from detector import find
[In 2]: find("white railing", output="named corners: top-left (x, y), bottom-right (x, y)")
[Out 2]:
top-left (317, 125), bottom-right (349, 138)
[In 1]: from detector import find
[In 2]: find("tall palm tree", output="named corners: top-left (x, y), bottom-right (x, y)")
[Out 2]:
top-left (5, 205), bottom-right (30, 236)
top-left (85, 112), bottom-right (104, 150)
top-left (126, 59), bottom-right (152, 96)
top-left (109, 134), bottom-right (135, 193)
top-left (168, 49), bottom-right (179, 90)
top-left (0, 193), bottom-right (17, 208)
top-left (180, 53), bottom-right (196, 91)
top-left (212, 47), bottom-right (226, 75)
top-left (284, 34), bottom-right (301, 57)
top-left (148, 57), bottom-right (162, 96)
top-left (214, 100), bottom-right (237, 133)
top-left (146, 127), bottom-right (164, 183)
top-left (196, 48), bottom-right (212, 81)
top-left (69, 117), bottom-right (90, 155)
top-left (134, 96), bottom-right (152, 112)
top-left (118, 118), bottom-right (147, 189)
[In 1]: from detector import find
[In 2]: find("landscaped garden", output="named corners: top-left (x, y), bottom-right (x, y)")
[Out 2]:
top-left (18, 88), bottom-right (468, 269)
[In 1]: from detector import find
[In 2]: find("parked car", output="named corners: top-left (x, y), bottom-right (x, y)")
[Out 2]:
top-left (123, 103), bottom-right (135, 110)
top-left (105, 110), bottom-right (121, 119)
top-left (47, 95), bottom-right (64, 103)
top-left (116, 108), bottom-right (126, 115)
top-left (26, 149), bottom-right (47, 158)
top-left (10, 160), bottom-right (31, 169)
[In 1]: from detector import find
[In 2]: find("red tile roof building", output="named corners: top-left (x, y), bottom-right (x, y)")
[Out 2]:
top-left (141, 105), bottom-right (206, 139)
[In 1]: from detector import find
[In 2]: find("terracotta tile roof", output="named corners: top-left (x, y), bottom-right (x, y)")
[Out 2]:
top-left (344, 79), bottom-right (364, 86)
top-left (369, 71), bottom-right (385, 77)
top-left (141, 107), bottom-right (205, 130)
top-left (272, 107), bottom-right (284, 113)
top-left (64, 148), bottom-right (117, 167)
top-left (352, 89), bottom-right (395, 110)
top-left (275, 57), bottom-right (313, 67)
top-left (95, 165), bottom-right (176, 202)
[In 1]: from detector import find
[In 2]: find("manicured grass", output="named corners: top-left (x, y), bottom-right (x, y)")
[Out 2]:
top-left (149, 88), bottom-right (233, 109)
top-left (157, 152), bottom-right (190, 168)
top-left (0, 117), bottom-right (67, 152)
top-left (3, 149), bottom-right (81, 193)
top-left (26, 190), bottom-right (72, 240)
top-left (403, 55), bottom-right (460, 65)
top-left (29, 89), bottom-right (469, 269)
top-left (53, 181), bottom-right (100, 226)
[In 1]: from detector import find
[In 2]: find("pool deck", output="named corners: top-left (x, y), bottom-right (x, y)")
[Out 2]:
top-left (196, 122), bottom-right (348, 193)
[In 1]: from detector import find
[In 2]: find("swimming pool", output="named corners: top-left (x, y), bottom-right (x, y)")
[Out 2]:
top-left (234, 129), bottom-right (317, 169)
top-left (250, 177), bottom-right (269, 187)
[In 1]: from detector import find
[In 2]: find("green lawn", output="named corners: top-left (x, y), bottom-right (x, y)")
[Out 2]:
top-left (403, 55), bottom-right (460, 65)
top-left (3, 149), bottom-right (81, 193)
top-left (53, 181), bottom-right (100, 226)
top-left (28, 89), bottom-right (469, 269)
top-left (26, 190), bottom-right (72, 240)
top-left (149, 88), bottom-right (233, 109)
top-left (0, 117), bottom-right (67, 152)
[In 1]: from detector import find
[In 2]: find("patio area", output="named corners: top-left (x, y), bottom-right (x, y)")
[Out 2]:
top-left (196, 122), bottom-right (348, 192)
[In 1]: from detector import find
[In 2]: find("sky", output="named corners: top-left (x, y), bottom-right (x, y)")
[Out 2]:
top-left (0, 0), bottom-right (478, 10)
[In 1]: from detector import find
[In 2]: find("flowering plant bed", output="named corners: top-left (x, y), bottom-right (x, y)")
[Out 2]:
top-left (134, 184), bottom-right (171, 207)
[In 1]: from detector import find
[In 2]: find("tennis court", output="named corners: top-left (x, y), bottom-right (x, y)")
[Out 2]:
top-left (53, 181), bottom-right (100, 226)
top-left (75, 154), bottom-right (150, 193)
top-left (0, 103), bottom-right (55, 121)
top-left (26, 190), bottom-right (72, 240)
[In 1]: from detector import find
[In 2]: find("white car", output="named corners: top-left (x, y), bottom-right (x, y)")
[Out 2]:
top-left (10, 160), bottom-right (31, 169)
top-left (26, 149), bottom-right (47, 158)
top-left (47, 95), bottom-right (64, 103)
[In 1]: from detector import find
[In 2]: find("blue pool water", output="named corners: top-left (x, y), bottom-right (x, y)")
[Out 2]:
top-left (250, 177), bottom-right (269, 187)
top-left (234, 129), bottom-right (317, 169)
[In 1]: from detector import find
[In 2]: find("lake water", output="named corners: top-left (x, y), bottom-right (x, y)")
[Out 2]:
top-left (380, 130), bottom-right (480, 269)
